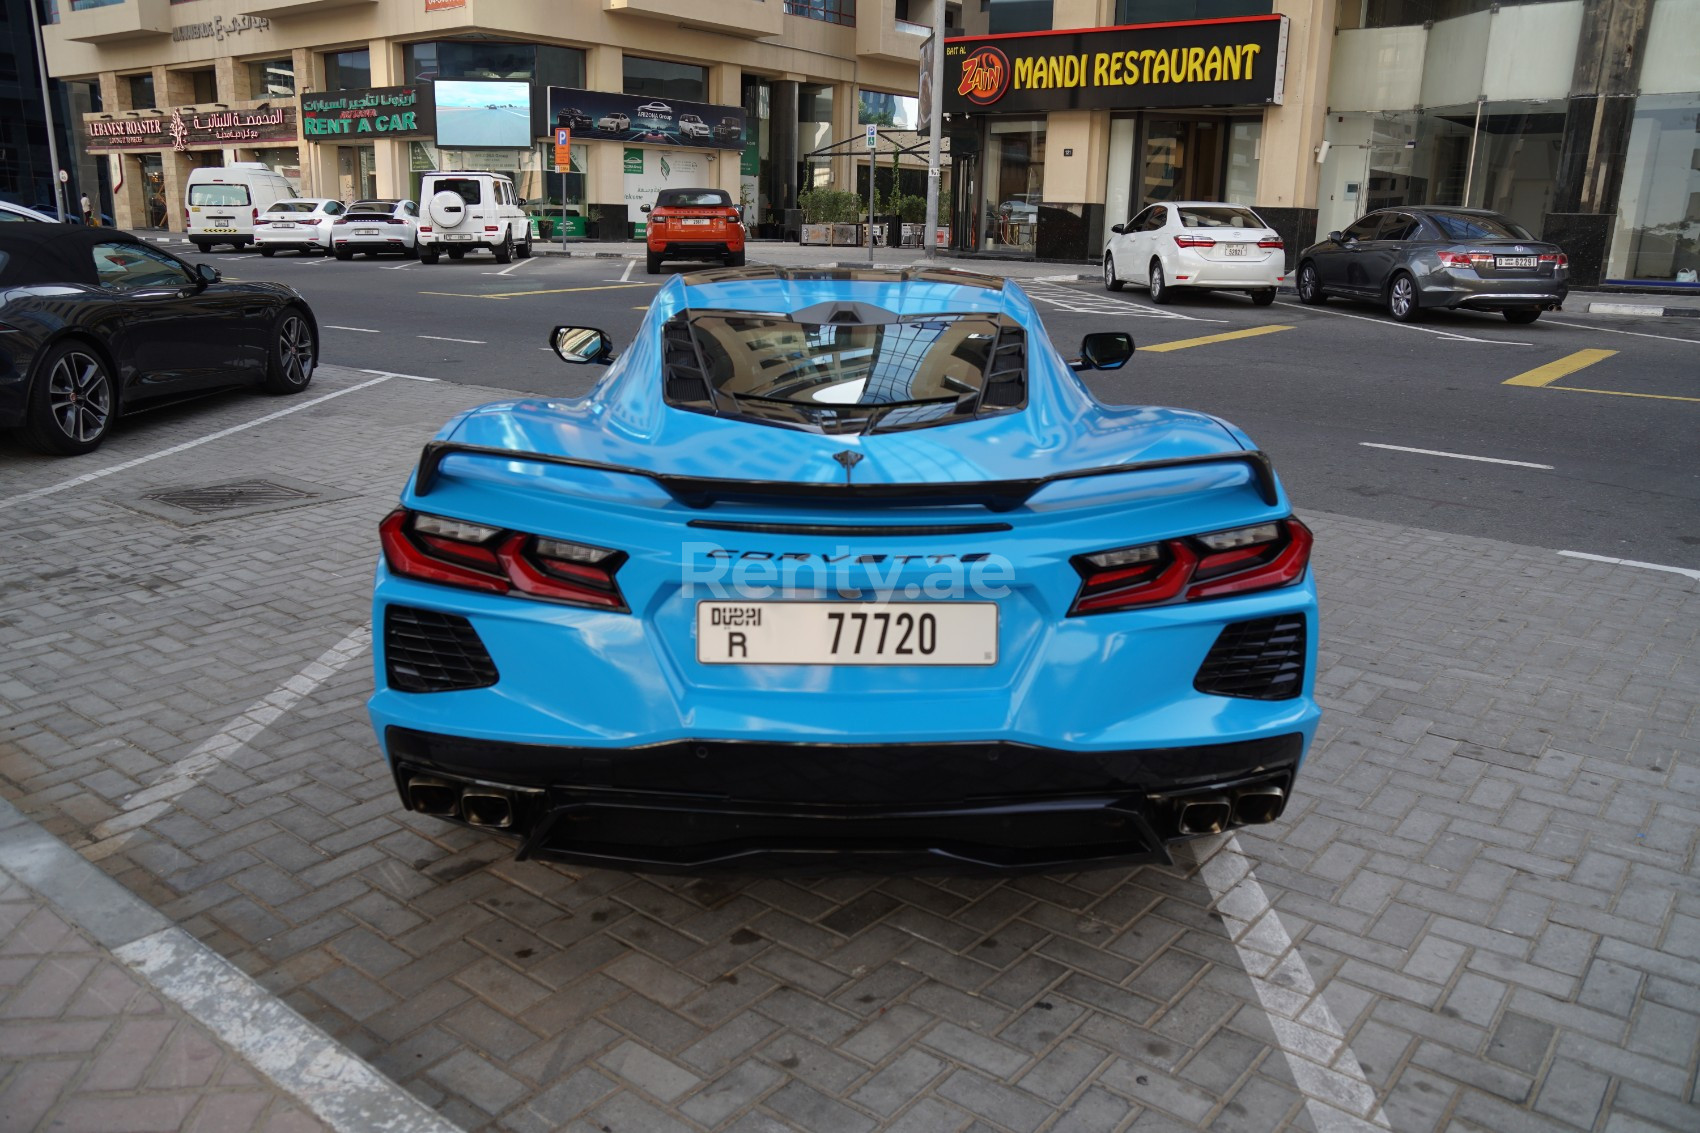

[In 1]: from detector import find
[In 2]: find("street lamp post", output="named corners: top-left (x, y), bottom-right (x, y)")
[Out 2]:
top-left (30, 1), bottom-right (68, 222)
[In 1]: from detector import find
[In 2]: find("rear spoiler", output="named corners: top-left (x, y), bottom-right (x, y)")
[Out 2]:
top-left (411, 440), bottom-right (1279, 511)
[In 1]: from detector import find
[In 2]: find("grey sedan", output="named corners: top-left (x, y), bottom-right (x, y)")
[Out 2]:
top-left (1296, 207), bottom-right (1568, 324)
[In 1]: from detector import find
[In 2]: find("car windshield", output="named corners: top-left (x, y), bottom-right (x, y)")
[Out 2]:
top-left (657, 190), bottom-right (731, 208)
top-left (674, 311), bottom-right (1017, 433)
top-left (1428, 211), bottom-right (1535, 241)
top-left (189, 185), bottom-right (251, 206)
top-left (268, 201), bottom-right (321, 213)
top-left (1177, 206), bottom-right (1264, 229)
top-left (432, 179), bottom-right (483, 204)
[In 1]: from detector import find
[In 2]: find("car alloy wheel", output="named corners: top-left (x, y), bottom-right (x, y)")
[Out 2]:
top-left (47, 350), bottom-right (111, 444)
top-left (1298, 263), bottom-right (1325, 304)
top-left (1388, 274), bottom-right (1420, 322)
top-left (1149, 261), bottom-right (1172, 304)
top-left (1104, 255), bottom-right (1123, 292)
top-left (264, 310), bottom-right (316, 394)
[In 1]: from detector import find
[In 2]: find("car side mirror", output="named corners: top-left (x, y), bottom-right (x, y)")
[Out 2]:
top-left (1069, 331), bottom-right (1135, 372)
top-left (640, 204), bottom-right (652, 214)
top-left (195, 263), bottom-right (221, 286)
top-left (1328, 230), bottom-right (1345, 243)
top-left (1109, 223), bottom-right (1125, 235)
top-left (517, 197), bottom-right (526, 206)
top-left (551, 325), bottom-right (613, 365)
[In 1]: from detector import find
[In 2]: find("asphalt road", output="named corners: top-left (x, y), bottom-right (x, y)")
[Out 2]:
top-left (178, 244), bottom-right (1700, 567)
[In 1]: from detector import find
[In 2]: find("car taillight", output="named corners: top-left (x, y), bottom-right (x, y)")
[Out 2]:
top-left (1539, 252), bottom-right (1568, 267)
top-left (1256, 237), bottom-right (1284, 249)
top-left (419, 225), bottom-right (432, 233)
top-left (335, 216), bottom-right (352, 225)
top-left (1069, 519), bottom-right (1312, 615)
top-left (380, 510), bottom-right (627, 611)
top-left (1438, 251), bottom-right (1494, 267)
top-left (1174, 235), bottom-right (1215, 248)
top-left (485, 225), bottom-right (500, 232)
top-left (726, 210), bottom-right (740, 220)
top-left (252, 207), bottom-right (259, 224)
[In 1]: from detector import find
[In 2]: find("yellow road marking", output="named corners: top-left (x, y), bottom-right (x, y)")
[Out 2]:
top-left (1140, 325), bottom-right (1292, 353)
top-left (1544, 386), bottom-right (1700, 404)
top-left (1502, 348), bottom-right (1617, 387)
top-left (418, 282), bottom-right (657, 300)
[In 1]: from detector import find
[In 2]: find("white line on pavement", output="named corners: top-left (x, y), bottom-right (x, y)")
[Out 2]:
top-left (418, 335), bottom-right (486, 344)
top-left (326, 324), bottom-right (380, 333)
top-left (1276, 300), bottom-right (1533, 345)
top-left (357, 368), bottom-right (441, 382)
top-left (1188, 836), bottom-right (1393, 1132)
top-left (1557, 551), bottom-right (1700, 582)
top-left (621, 257), bottom-right (636, 282)
top-left (1359, 442), bottom-right (1553, 469)
top-left (485, 257), bottom-right (537, 277)
top-left (1543, 318), bottom-right (1700, 345)
top-left (0, 376), bottom-right (391, 513)
top-left (86, 624), bottom-right (373, 852)
top-left (380, 259), bottom-right (418, 270)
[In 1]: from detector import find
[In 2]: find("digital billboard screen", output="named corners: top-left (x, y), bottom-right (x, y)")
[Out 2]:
top-left (434, 80), bottom-right (532, 148)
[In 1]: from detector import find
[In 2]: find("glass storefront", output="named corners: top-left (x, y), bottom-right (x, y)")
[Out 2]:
top-left (981, 119), bottom-right (1045, 255)
top-left (1103, 112), bottom-right (1263, 226)
top-left (337, 145), bottom-right (377, 202)
top-left (1607, 94), bottom-right (1700, 286)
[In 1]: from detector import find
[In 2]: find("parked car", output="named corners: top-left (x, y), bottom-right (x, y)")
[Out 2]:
top-left (255, 198), bottom-right (346, 256)
top-left (595, 112), bottom-right (630, 133)
top-left (712, 118), bottom-right (743, 144)
top-left (333, 199), bottom-right (420, 259)
top-left (416, 171), bottom-right (530, 264)
top-left (0, 201), bottom-right (58, 223)
top-left (0, 226), bottom-right (316, 455)
top-left (1105, 202), bottom-right (1286, 305)
top-left (367, 266), bottom-right (1318, 871)
top-left (1296, 207), bottom-right (1568, 324)
top-left (185, 162), bottom-right (295, 252)
top-left (555, 106), bottom-right (592, 130)
top-left (643, 187), bottom-right (745, 273)
top-left (679, 114), bottom-right (711, 140)
top-left (636, 101), bottom-right (672, 121)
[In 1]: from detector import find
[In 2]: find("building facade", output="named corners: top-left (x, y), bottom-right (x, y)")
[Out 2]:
top-left (940, 0), bottom-right (1698, 287)
top-left (41, 0), bottom-right (931, 240)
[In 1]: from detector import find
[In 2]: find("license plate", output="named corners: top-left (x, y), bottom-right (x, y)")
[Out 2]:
top-left (272, 222), bottom-right (296, 229)
top-left (1496, 255), bottom-right (1537, 268)
top-left (1223, 244), bottom-right (1249, 257)
top-left (696, 601), bottom-right (998, 666)
top-left (355, 228), bottom-right (379, 235)
top-left (681, 218), bottom-right (711, 226)
top-left (447, 234), bottom-right (473, 241)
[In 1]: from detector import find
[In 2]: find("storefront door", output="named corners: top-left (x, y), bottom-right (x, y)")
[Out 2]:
top-left (1140, 117), bottom-right (1223, 205)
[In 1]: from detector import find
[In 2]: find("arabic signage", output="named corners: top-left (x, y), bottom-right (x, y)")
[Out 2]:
top-left (85, 106), bottom-right (297, 153)
top-left (301, 86), bottom-right (433, 142)
top-left (624, 147), bottom-right (712, 230)
top-left (549, 87), bottom-right (747, 152)
top-left (943, 15), bottom-right (1287, 114)
top-left (173, 14), bottom-right (271, 43)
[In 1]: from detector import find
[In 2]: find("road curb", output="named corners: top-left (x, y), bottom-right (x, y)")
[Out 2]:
top-left (1586, 301), bottom-right (1700, 319)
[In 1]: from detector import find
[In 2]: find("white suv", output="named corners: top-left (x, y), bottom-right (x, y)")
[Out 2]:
top-left (416, 171), bottom-right (531, 264)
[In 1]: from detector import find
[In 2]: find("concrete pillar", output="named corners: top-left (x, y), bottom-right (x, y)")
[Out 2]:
top-left (111, 154), bottom-right (148, 230)
top-left (215, 56), bottom-right (248, 103)
top-left (1253, 0), bottom-right (1337, 257)
top-left (161, 149), bottom-right (197, 231)
top-left (159, 65), bottom-right (193, 108)
top-left (833, 79), bottom-right (858, 194)
top-left (709, 64), bottom-right (743, 200)
top-left (771, 80), bottom-right (799, 214)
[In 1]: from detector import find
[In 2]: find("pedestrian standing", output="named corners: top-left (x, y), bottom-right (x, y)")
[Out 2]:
top-left (80, 193), bottom-right (92, 225)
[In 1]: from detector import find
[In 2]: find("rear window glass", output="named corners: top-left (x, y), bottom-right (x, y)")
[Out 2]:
top-left (1176, 206), bottom-right (1264, 229)
top-left (431, 179), bottom-right (483, 204)
top-left (0, 210), bottom-right (34, 223)
top-left (350, 200), bottom-right (397, 212)
top-left (267, 201), bottom-right (320, 213)
top-left (656, 190), bottom-right (731, 208)
top-left (189, 184), bottom-right (251, 207)
top-left (1428, 212), bottom-right (1534, 241)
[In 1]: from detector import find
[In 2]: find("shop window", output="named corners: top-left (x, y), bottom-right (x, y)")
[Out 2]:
top-left (324, 49), bottom-right (371, 92)
top-left (622, 57), bottom-right (707, 103)
top-left (1608, 94), bottom-right (1700, 285)
top-left (860, 91), bottom-right (918, 130)
top-left (127, 73), bottom-right (155, 111)
top-left (1115, 0), bottom-right (1270, 22)
top-left (250, 59), bottom-right (295, 98)
top-left (988, 0), bottom-right (1050, 34)
top-left (403, 42), bottom-right (561, 84)
top-left (785, 0), bottom-right (856, 26)
top-left (1224, 119), bottom-right (1261, 205)
top-left (187, 69), bottom-right (217, 104)
top-left (982, 118), bottom-right (1045, 255)
top-left (1337, 0), bottom-right (1554, 31)
top-left (800, 84), bottom-right (835, 124)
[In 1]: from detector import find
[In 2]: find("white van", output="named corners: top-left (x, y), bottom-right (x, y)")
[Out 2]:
top-left (185, 163), bottom-right (295, 251)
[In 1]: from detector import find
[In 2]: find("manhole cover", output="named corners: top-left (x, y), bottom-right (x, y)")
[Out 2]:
top-left (124, 476), bottom-right (356, 525)
top-left (144, 479), bottom-right (318, 514)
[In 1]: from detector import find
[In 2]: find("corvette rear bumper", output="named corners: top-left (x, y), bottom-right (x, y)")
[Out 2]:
top-left (383, 727), bottom-right (1304, 872)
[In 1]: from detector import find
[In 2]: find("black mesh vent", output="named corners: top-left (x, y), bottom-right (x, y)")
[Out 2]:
top-left (982, 328), bottom-right (1027, 408)
top-left (1194, 615), bottom-right (1307, 701)
top-left (663, 318), bottom-right (712, 404)
top-left (384, 606), bottom-right (498, 693)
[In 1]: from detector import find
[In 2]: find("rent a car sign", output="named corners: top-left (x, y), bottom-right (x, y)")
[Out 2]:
top-left (300, 86), bottom-right (435, 140)
top-left (943, 14), bottom-right (1288, 114)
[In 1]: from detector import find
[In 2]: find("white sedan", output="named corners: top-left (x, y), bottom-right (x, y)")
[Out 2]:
top-left (332, 199), bottom-right (420, 259)
top-left (255, 198), bottom-right (345, 256)
top-left (1104, 202), bottom-right (1285, 305)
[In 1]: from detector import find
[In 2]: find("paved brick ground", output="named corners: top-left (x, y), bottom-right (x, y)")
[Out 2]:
top-left (1, 366), bottom-right (1696, 1132)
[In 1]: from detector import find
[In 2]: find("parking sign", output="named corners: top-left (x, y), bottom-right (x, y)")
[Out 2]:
top-left (865, 124), bottom-right (877, 150)
top-left (554, 128), bottom-right (571, 173)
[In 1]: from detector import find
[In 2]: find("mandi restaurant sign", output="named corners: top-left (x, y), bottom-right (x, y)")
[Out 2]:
top-left (943, 15), bottom-right (1288, 114)
top-left (85, 105), bottom-right (296, 152)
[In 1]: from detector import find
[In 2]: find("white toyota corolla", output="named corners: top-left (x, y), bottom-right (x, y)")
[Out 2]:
top-left (1104, 202), bottom-right (1286, 305)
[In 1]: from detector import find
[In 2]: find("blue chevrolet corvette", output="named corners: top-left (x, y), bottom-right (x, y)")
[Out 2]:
top-left (369, 266), bottom-right (1319, 872)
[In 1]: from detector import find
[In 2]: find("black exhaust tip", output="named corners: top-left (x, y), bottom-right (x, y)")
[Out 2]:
top-left (1232, 786), bottom-right (1286, 826)
top-left (461, 790), bottom-right (515, 829)
top-left (407, 776), bottom-right (461, 817)
top-left (1177, 795), bottom-right (1232, 836)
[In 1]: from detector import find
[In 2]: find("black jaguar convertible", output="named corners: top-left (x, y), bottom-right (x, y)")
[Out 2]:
top-left (0, 226), bottom-right (318, 455)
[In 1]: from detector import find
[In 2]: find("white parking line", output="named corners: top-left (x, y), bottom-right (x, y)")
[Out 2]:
top-left (1190, 836), bottom-right (1393, 1131)
top-left (1276, 300), bottom-right (1532, 346)
top-left (418, 335), bottom-right (486, 344)
top-left (0, 376), bottom-right (391, 513)
top-left (380, 259), bottom-right (418, 271)
top-left (1026, 284), bottom-right (1221, 322)
top-left (325, 324), bottom-right (380, 333)
top-left (1557, 551), bottom-right (1700, 581)
top-left (1543, 318), bottom-right (1700, 344)
top-left (1359, 442), bottom-right (1553, 469)
top-left (357, 368), bottom-right (441, 382)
